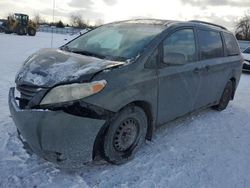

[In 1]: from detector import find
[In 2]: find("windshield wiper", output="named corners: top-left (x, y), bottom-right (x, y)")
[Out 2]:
top-left (104, 55), bottom-right (127, 62)
top-left (60, 46), bottom-right (127, 61)
top-left (71, 50), bottom-right (105, 59)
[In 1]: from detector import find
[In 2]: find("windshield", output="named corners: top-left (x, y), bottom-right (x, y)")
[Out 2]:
top-left (64, 23), bottom-right (165, 61)
top-left (243, 47), bottom-right (250, 54)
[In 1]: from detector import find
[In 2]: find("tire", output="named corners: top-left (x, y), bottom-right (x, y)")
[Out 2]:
top-left (4, 30), bottom-right (12, 34)
top-left (27, 27), bottom-right (36, 36)
top-left (213, 81), bottom-right (233, 111)
top-left (23, 28), bottom-right (27, 35)
top-left (102, 106), bottom-right (147, 164)
top-left (17, 26), bottom-right (25, 35)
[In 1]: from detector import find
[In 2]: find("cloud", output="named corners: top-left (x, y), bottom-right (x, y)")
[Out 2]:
top-left (68, 0), bottom-right (94, 8)
top-left (191, 12), bottom-right (238, 31)
top-left (181, 0), bottom-right (250, 7)
top-left (103, 0), bottom-right (117, 6)
top-left (69, 9), bottom-right (104, 21)
top-left (40, 8), bottom-right (69, 18)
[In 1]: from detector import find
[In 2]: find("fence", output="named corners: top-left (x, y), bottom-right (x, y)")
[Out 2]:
top-left (38, 26), bottom-right (83, 35)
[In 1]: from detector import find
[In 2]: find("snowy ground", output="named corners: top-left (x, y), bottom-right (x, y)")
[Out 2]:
top-left (0, 32), bottom-right (250, 188)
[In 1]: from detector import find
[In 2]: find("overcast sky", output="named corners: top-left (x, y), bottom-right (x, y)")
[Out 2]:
top-left (0, 0), bottom-right (250, 31)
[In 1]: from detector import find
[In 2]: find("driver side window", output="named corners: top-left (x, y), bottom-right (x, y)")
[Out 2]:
top-left (163, 29), bottom-right (196, 64)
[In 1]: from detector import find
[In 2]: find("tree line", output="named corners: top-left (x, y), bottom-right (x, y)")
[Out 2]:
top-left (31, 13), bottom-right (250, 41)
top-left (235, 14), bottom-right (250, 40)
top-left (33, 13), bottom-right (103, 29)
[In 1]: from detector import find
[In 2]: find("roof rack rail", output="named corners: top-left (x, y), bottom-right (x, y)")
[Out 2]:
top-left (189, 20), bottom-right (227, 30)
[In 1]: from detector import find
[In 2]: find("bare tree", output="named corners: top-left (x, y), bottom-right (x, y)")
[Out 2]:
top-left (70, 14), bottom-right (87, 28)
top-left (235, 15), bottom-right (250, 40)
top-left (5, 12), bottom-right (13, 20)
top-left (33, 13), bottom-right (41, 24)
top-left (32, 13), bottom-right (48, 27)
top-left (6, 12), bottom-right (13, 17)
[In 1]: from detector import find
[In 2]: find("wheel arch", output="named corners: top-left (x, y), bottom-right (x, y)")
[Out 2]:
top-left (92, 100), bottom-right (155, 160)
top-left (230, 77), bottom-right (236, 99)
top-left (131, 101), bottom-right (155, 140)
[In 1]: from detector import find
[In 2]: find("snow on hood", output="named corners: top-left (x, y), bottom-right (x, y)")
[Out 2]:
top-left (15, 49), bottom-right (124, 87)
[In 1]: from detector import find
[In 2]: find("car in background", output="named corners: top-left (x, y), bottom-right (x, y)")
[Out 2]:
top-left (242, 46), bottom-right (250, 70)
top-left (238, 40), bottom-right (250, 52)
top-left (0, 21), bottom-right (4, 33)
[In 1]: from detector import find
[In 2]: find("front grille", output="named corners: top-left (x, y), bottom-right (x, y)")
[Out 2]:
top-left (245, 59), bottom-right (250, 63)
top-left (16, 85), bottom-right (48, 108)
top-left (17, 85), bottom-right (43, 101)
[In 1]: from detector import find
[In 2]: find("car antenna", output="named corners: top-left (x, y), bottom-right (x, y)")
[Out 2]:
top-left (51, 0), bottom-right (55, 48)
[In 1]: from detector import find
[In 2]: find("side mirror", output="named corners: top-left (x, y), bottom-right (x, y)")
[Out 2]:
top-left (163, 52), bottom-right (185, 65)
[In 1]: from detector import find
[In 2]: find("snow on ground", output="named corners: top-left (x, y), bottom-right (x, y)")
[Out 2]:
top-left (0, 32), bottom-right (250, 188)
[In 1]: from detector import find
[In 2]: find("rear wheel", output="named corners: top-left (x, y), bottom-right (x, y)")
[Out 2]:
top-left (17, 26), bottom-right (25, 35)
top-left (23, 28), bottom-right (27, 35)
top-left (28, 27), bottom-right (36, 36)
top-left (213, 81), bottom-right (233, 111)
top-left (102, 106), bottom-right (147, 164)
top-left (4, 30), bottom-right (12, 34)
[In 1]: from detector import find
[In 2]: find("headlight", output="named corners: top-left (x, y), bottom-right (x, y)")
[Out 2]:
top-left (40, 80), bottom-right (107, 105)
top-left (244, 60), bottom-right (250, 65)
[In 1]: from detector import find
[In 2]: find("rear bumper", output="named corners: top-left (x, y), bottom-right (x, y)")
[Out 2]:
top-left (8, 87), bottom-right (105, 166)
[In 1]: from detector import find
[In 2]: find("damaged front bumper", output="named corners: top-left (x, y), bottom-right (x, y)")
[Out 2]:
top-left (8, 87), bottom-right (105, 166)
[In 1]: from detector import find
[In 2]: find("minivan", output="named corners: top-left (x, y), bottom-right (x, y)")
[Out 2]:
top-left (242, 46), bottom-right (250, 70)
top-left (9, 19), bottom-right (243, 166)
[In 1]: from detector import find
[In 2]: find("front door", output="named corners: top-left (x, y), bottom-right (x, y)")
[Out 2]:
top-left (157, 28), bottom-right (203, 125)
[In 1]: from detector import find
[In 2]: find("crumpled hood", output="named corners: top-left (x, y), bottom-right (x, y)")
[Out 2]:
top-left (15, 48), bottom-right (124, 87)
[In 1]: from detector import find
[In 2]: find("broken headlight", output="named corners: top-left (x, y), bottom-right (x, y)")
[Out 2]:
top-left (40, 80), bottom-right (107, 105)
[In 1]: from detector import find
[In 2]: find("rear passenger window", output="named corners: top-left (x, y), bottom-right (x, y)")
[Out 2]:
top-left (198, 30), bottom-right (223, 60)
top-left (163, 29), bottom-right (196, 64)
top-left (223, 33), bottom-right (239, 56)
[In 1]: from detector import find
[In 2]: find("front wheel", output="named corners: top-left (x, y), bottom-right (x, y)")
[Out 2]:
top-left (5, 30), bottom-right (12, 34)
top-left (213, 80), bottom-right (233, 111)
top-left (28, 27), bottom-right (36, 36)
top-left (17, 26), bottom-right (25, 35)
top-left (102, 106), bottom-right (147, 164)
